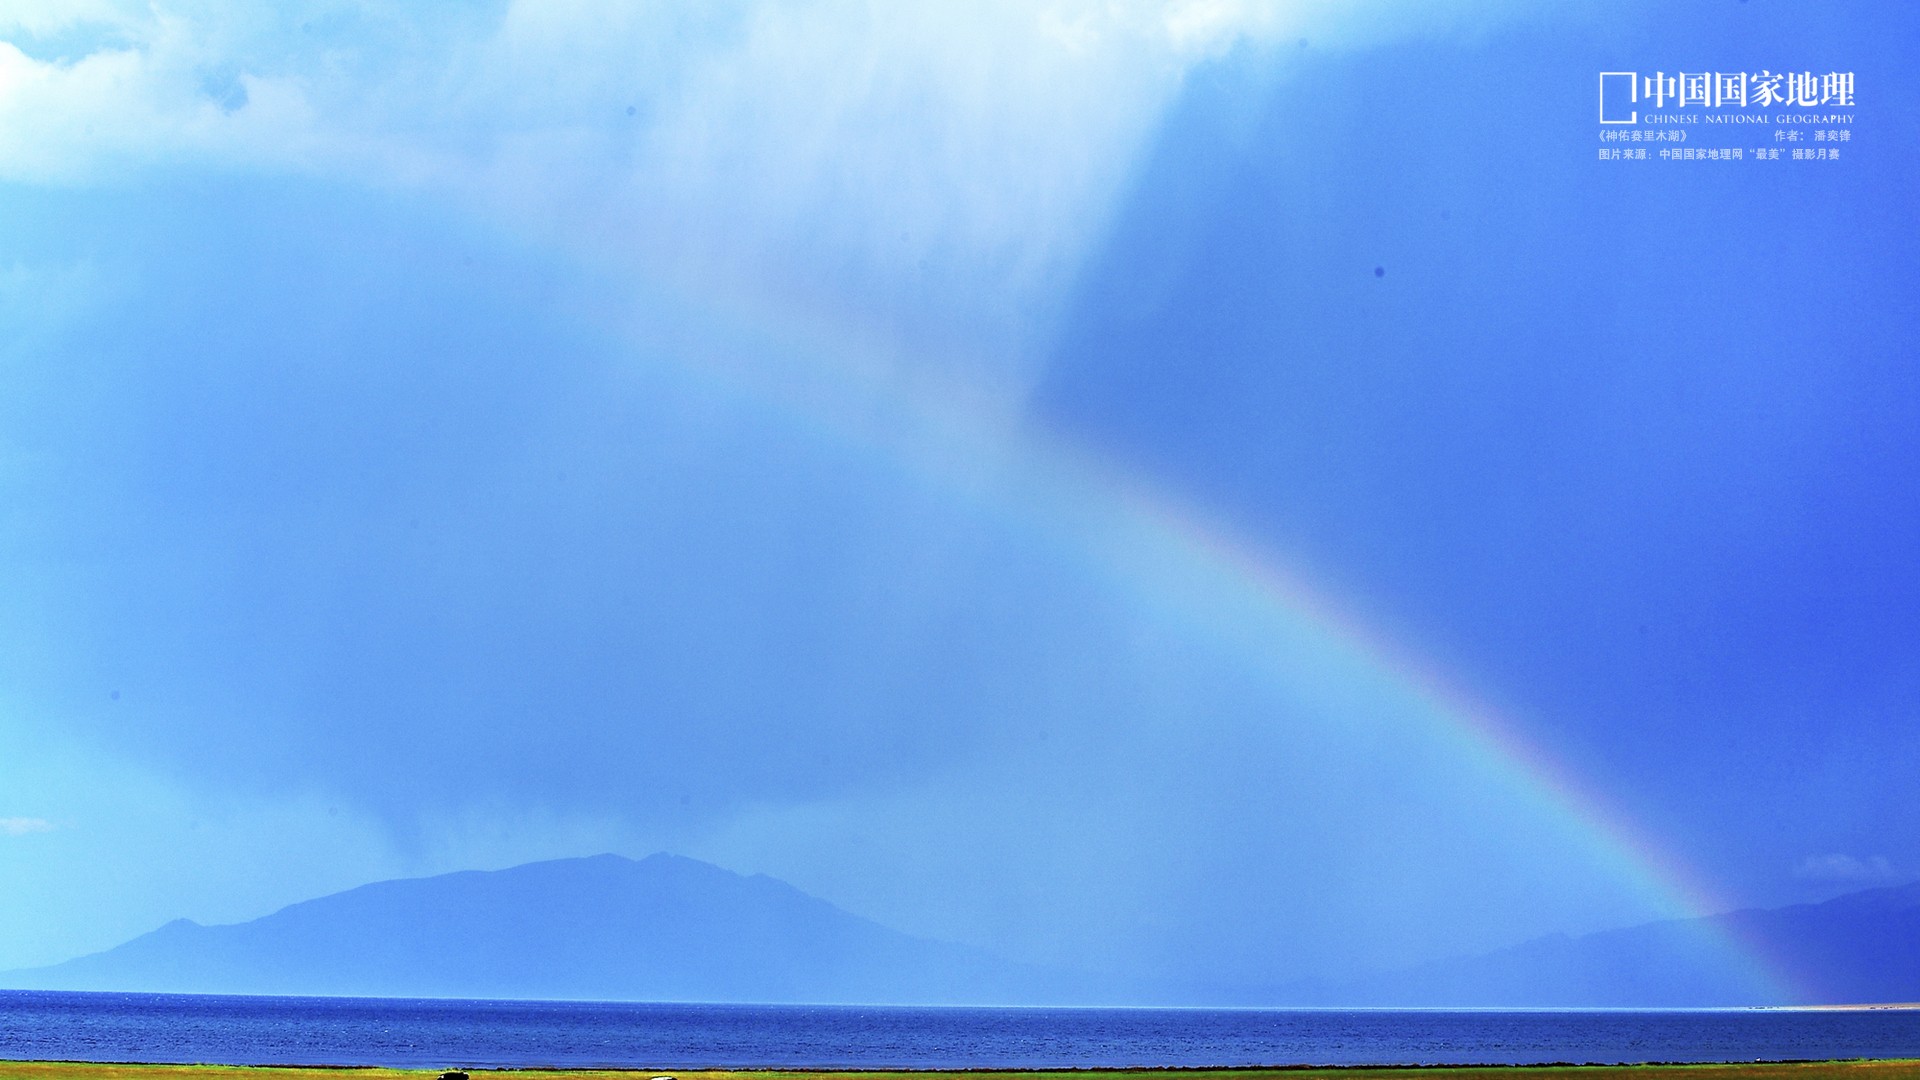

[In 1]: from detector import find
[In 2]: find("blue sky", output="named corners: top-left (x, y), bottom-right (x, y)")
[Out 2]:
top-left (1, 0), bottom-right (1914, 994)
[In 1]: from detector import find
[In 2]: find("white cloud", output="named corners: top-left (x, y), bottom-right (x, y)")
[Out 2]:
top-left (0, 3), bottom-right (1188, 393)
top-left (0, 0), bottom-right (146, 40)
top-left (0, 22), bottom-right (323, 183)
top-left (1, 816), bottom-right (56, 836)
top-left (0, 0), bottom-right (1547, 395)
top-left (1793, 852), bottom-right (1901, 885)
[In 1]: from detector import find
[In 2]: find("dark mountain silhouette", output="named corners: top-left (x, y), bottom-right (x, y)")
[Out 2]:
top-left (1289, 880), bottom-right (1920, 1007)
top-left (0, 853), bottom-right (1092, 1004)
top-left (7, 855), bottom-right (1914, 1007)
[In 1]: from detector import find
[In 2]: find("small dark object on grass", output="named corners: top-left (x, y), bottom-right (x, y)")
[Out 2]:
top-left (440, 1072), bottom-right (469, 1080)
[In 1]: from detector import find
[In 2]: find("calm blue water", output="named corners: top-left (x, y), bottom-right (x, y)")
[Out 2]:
top-left (3, 992), bottom-right (1919, 1068)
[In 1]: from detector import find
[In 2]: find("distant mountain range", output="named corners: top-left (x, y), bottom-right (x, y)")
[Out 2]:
top-left (1291, 880), bottom-right (1920, 1007)
top-left (0, 853), bottom-right (1087, 1004)
top-left (5, 853), bottom-right (1915, 1006)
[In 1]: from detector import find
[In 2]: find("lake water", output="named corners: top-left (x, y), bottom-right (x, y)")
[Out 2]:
top-left (2, 991), bottom-right (1918, 1069)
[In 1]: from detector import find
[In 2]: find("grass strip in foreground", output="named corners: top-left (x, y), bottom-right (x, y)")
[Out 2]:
top-left (2, 1062), bottom-right (1919, 1080)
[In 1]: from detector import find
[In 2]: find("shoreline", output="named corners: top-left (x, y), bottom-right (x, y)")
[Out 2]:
top-left (4, 1062), bottom-right (1920, 1078)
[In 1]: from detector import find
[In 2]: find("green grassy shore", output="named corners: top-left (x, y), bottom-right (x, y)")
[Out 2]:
top-left (3, 1064), bottom-right (1919, 1080)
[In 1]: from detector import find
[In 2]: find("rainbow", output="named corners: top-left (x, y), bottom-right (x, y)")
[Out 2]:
top-left (1065, 451), bottom-right (1804, 1004)
top-left (606, 267), bottom-right (1805, 1004)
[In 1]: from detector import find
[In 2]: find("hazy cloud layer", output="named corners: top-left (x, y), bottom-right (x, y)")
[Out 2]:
top-left (1794, 854), bottom-right (1902, 886)
top-left (0, 817), bottom-right (55, 836)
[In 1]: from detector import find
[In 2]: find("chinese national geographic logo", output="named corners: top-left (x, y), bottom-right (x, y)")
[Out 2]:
top-left (1599, 70), bottom-right (1855, 122)
top-left (1596, 69), bottom-right (1855, 164)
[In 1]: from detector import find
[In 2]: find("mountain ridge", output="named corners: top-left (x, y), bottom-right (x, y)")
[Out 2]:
top-left (0, 852), bottom-right (1092, 1004)
top-left (1283, 879), bottom-right (1920, 1007)
top-left (7, 854), bottom-right (1916, 1007)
